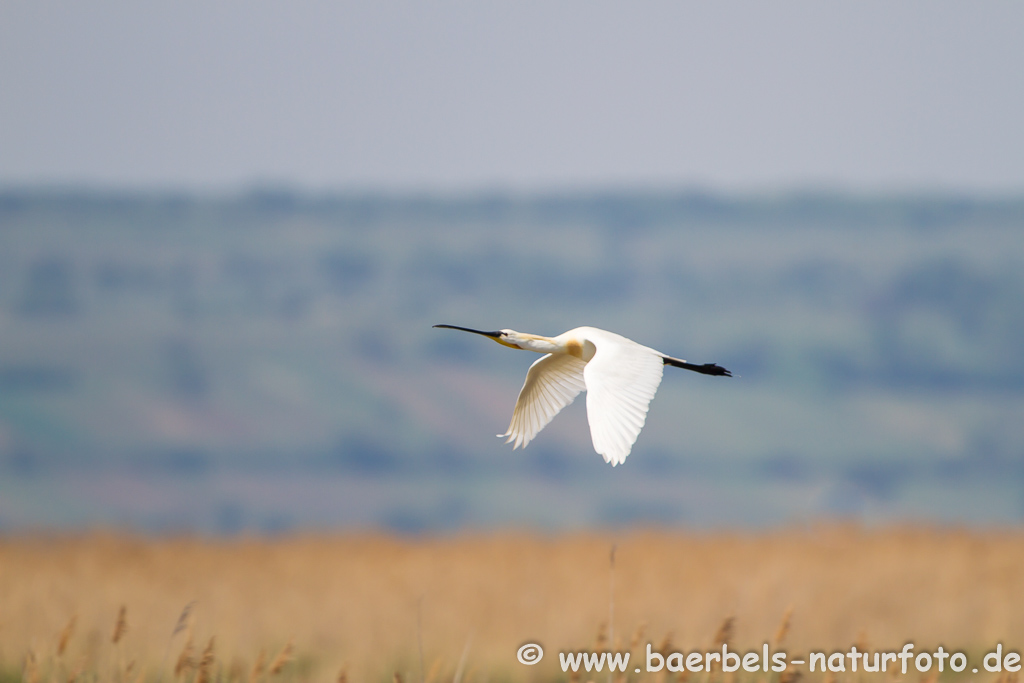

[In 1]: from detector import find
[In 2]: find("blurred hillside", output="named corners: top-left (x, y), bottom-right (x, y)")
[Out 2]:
top-left (0, 190), bottom-right (1022, 532)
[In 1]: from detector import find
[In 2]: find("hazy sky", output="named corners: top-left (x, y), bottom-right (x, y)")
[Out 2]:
top-left (2, 2), bottom-right (1023, 192)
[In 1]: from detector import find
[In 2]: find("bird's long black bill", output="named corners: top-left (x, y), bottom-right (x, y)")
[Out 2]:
top-left (663, 357), bottom-right (732, 377)
top-left (433, 324), bottom-right (503, 339)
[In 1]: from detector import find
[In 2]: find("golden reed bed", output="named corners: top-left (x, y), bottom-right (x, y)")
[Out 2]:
top-left (2, 526), bottom-right (1023, 683)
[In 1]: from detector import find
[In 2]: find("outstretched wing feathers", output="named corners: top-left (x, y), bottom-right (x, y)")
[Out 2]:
top-left (499, 328), bottom-right (668, 465)
top-left (500, 353), bottom-right (588, 449)
top-left (583, 336), bottom-right (665, 466)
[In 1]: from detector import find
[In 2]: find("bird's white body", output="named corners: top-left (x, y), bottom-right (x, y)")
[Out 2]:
top-left (497, 327), bottom-right (663, 466)
top-left (434, 324), bottom-right (731, 466)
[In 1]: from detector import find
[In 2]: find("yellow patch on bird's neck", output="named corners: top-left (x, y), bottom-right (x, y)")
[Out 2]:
top-left (494, 338), bottom-right (520, 349)
top-left (566, 339), bottom-right (584, 358)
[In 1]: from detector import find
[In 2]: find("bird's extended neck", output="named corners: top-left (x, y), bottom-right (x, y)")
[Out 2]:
top-left (510, 333), bottom-right (560, 354)
top-left (538, 332), bottom-right (594, 360)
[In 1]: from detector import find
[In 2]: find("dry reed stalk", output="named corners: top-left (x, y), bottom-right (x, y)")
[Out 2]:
top-left (595, 621), bottom-right (608, 651)
top-left (159, 600), bottom-right (198, 683)
top-left (24, 649), bottom-right (40, 683)
top-left (416, 597), bottom-right (426, 683)
top-left (854, 630), bottom-right (869, 654)
top-left (110, 605), bottom-right (129, 683)
top-left (657, 633), bottom-right (675, 683)
top-left (452, 635), bottom-right (472, 683)
top-left (58, 615), bottom-right (77, 656)
top-left (608, 544), bottom-right (617, 628)
top-left (707, 616), bottom-right (734, 682)
top-left (269, 639), bottom-right (293, 675)
top-left (171, 600), bottom-right (198, 637)
top-left (778, 669), bottom-right (801, 683)
top-left (174, 633), bottom-right (195, 678)
top-left (394, 671), bottom-right (403, 683)
top-left (630, 622), bottom-right (647, 652)
top-left (112, 605), bottom-right (128, 644)
top-left (337, 667), bottom-right (348, 683)
top-left (424, 657), bottom-right (442, 683)
top-left (614, 661), bottom-right (628, 683)
top-left (773, 607), bottom-right (793, 648)
top-left (196, 637), bottom-right (216, 683)
top-left (608, 544), bottom-right (617, 683)
top-left (249, 649), bottom-right (267, 683)
top-left (712, 616), bottom-right (734, 650)
top-left (228, 657), bottom-right (247, 683)
top-left (125, 659), bottom-right (136, 683)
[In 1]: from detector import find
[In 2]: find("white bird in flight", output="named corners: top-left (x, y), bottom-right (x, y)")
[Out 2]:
top-left (434, 324), bottom-right (731, 466)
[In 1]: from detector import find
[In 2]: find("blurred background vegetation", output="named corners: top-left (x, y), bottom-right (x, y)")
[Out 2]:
top-left (1, 189), bottom-right (1022, 532)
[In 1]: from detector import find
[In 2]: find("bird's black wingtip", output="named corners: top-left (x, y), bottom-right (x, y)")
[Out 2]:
top-left (704, 363), bottom-right (732, 377)
top-left (663, 357), bottom-right (733, 377)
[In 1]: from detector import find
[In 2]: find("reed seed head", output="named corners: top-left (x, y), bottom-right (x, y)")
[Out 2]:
top-left (249, 649), bottom-right (266, 683)
top-left (854, 630), bottom-right (869, 654)
top-left (712, 616), bottom-right (734, 649)
top-left (774, 606), bottom-right (794, 647)
top-left (228, 658), bottom-right (247, 683)
top-left (779, 669), bottom-right (801, 683)
top-left (112, 605), bottom-right (128, 644)
top-left (196, 637), bottom-right (216, 683)
top-left (175, 634), bottom-right (195, 678)
top-left (172, 600), bottom-right (198, 638)
top-left (425, 657), bottom-right (442, 683)
top-left (630, 622), bottom-right (647, 652)
top-left (269, 638), bottom-right (293, 675)
top-left (24, 650), bottom-right (40, 683)
top-left (595, 621), bottom-right (608, 651)
top-left (58, 615), bottom-right (77, 656)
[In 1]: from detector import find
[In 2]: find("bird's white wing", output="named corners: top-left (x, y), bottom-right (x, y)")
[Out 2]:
top-left (583, 336), bottom-right (665, 466)
top-left (500, 352), bottom-right (588, 449)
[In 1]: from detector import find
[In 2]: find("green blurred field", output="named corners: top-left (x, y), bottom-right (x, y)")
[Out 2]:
top-left (3, 526), bottom-right (1024, 683)
top-left (3, 193), bottom-right (1024, 530)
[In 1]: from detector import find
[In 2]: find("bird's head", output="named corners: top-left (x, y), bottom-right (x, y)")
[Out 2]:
top-left (495, 329), bottom-right (532, 349)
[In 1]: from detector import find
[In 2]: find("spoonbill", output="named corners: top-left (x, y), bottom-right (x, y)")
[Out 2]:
top-left (434, 324), bottom-right (731, 466)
